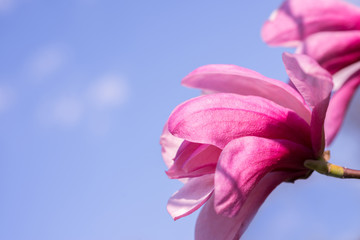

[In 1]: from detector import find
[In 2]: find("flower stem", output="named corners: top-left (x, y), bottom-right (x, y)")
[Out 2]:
top-left (304, 160), bottom-right (360, 179)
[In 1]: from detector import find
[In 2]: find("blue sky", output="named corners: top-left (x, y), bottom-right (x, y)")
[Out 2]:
top-left (1, 0), bottom-right (360, 239)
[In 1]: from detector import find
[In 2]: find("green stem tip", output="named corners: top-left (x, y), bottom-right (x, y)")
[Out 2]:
top-left (304, 159), bottom-right (360, 179)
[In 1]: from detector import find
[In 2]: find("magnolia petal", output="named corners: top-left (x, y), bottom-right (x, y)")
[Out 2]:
top-left (182, 64), bottom-right (311, 123)
top-left (168, 93), bottom-right (311, 150)
top-left (166, 141), bottom-right (220, 179)
top-left (282, 53), bottom-right (333, 156)
top-left (325, 69), bottom-right (360, 145)
top-left (297, 31), bottom-right (360, 74)
top-left (160, 122), bottom-right (184, 169)
top-left (167, 174), bottom-right (214, 221)
top-left (214, 136), bottom-right (313, 217)
top-left (333, 61), bottom-right (360, 91)
top-left (261, 0), bottom-right (360, 46)
top-left (195, 171), bottom-right (307, 240)
top-left (283, 53), bottom-right (333, 109)
top-left (310, 99), bottom-right (330, 157)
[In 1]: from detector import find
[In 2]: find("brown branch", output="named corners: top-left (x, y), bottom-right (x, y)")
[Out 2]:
top-left (343, 167), bottom-right (360, 179)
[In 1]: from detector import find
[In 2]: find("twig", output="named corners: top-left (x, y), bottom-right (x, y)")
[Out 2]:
top-left (304, 160), bottom-right (360, 179)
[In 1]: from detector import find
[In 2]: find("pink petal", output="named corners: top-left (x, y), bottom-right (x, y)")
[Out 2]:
top-left (262, 0), bottom-right (360, 46)
top-left (160, 122), bottom-right (184, 169)
top-left (168, 93), bottom-right (311, 150)
top-left (297, 31), bottom-right (360, 74)
top-left (283, 53), bottom-right (333, 109)
top-left (166, 141), bottom-right (221, 179)
top-left (214, 136), bottom-right (313, 217)
top-left (167, 174), bottom-right (214, 221)
top-left (282, 53), bottom-right (333, 156)
top-left (195, 171), bottom-right (307, 240)
top-left (182, 64), bottom-right (311, 123)
top-left (325, 69), bottom-right (360, 145)
top-left (310, 100), bottom-right (331, 157)
top-left (333, 61), bottom-right (360, 91)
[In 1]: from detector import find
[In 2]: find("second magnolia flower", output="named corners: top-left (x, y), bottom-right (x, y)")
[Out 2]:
top-left (161, 52), bottom-right (333, 240)
top-left (261, 0), bottom-right (360, 145)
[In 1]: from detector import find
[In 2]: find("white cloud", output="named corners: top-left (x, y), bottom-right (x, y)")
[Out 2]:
top-left (26, 44), bottom-right (68, 82)
top-left (0, 85), bottom-right (15, 113)
top-left (52, 97), bottom-right (83, 126)
top-left (36, 73), bottom-right (129, 131)
top-left (0, 0), bottom-right (15, 14)
top-left (87, 74), bottom-right (129, 108)
top-left (37, 96), bottom-right (84, 127)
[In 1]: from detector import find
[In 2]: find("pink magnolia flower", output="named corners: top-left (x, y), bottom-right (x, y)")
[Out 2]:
top-left (261, 0), bottom-right (360, 144)
top-left (160, 53), bottom-right (333, 240)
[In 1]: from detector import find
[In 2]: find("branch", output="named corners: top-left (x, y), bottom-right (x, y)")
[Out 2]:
top-left (304, 160), bottom-right (360, 179)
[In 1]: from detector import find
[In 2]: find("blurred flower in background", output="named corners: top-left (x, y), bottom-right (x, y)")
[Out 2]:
top-left (262, 0), bottom-right (360, 145)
